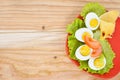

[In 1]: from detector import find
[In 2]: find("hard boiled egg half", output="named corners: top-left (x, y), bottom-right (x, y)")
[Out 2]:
top-left (85, 12), bottom-right (100, 30)
top-left (75, 44), bottom-right (93, 60)
top-left (75, 28), bottom-right (93, 42)
top-left (88, 54), bottom-right (106, 70)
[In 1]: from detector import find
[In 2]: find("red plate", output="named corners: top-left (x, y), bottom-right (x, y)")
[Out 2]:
top-left (66, 15), bottom-right (120, 79)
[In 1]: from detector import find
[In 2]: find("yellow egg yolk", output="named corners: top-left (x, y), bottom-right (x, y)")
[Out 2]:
top-left (94, 58), bottom-right (104, 68)
top-left (79, 45), bottom-right (90, 56)
top-left (82, 32), bottom-right (91, 41)
top-left (90, 18), bottom-right (98, 28)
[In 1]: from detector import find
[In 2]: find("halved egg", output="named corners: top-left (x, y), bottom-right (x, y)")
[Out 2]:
top-left (85, 12), bottom-right (100, 30)
top-left (75, 28), bottom-right (93, 42)
top-left (88, 54), bottom-right (106, 70)
top-left (75, 45), bottom-right (93, 60)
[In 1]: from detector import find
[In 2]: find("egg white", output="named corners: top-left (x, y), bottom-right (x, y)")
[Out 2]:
top-left (75, 28), bottom-right (93, 42)
top-left (75, 45), bottom-right (93, 61)
top-left (88, 57), bottom-right (106, 70)
top-left (85, 12), bottom-right (100, 30)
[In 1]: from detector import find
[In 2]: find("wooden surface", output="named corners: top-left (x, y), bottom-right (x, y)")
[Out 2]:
top-left (0, 0), bottom-right (120, 80)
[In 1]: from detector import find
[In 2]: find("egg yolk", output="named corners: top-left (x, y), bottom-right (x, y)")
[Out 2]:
top-left (79, 45), bottom-right (90, 56)
top-left (90, 18), bottom-right (98, 28)
top-left (94, 58), bottom-right (104, 68)
top-left (82, 32), bottom-right (91, 40)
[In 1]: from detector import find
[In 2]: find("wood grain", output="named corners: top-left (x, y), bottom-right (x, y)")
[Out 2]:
top-left (0, 0), bottom-right (120, 80)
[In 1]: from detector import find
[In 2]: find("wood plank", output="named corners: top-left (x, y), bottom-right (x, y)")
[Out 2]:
top-left (0, 0), bottom-right (120, 30)
top-left (0, 0), bottom-right (120, 80)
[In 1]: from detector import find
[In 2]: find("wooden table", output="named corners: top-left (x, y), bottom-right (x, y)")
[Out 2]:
top-left (0, 0), bottom-right (120, 80)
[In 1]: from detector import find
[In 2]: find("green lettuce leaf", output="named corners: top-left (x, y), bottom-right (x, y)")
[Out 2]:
top-left (67, 18), bottom-right (85, 60)
top-left (68, 34), bottom-right (83, 60)
top-left (80, 2), bottom-right (106, 18)
top-left (66, 18), bottom-right (85, 34)
top-left (78, 31), bottom-right (115, 74)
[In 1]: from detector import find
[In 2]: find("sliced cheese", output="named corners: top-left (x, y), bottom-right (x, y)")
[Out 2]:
top-left (100, 20), bottom-right (115, 39)
top-left (99, 10), bottom-right (119, 39)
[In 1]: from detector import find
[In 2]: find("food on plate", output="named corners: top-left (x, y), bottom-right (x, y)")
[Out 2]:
top-left (85, 12), bottom-right (100, 30)
top-left (80, 2), bottom-right (106, 18)
top-left (100, 20), bottom-right (115, 39)
top-left (66, 2), bottom-right (118, 75)
top-left (100, 10), bottom-right (119, 39)
top-left (88, 54), bottom-right (106, 70)
top-left (100, 10), bottom-right (119, 23)
top-left (84, 36), bottom-right (102, 57)
top-left (84, 36), bottom-right (101, 49)
top-left (75, 44), bottom-right (93, 60)
top-left (75, 28), bottom-right (93, 42)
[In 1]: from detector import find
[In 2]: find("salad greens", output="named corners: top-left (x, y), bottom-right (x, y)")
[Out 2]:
top-left (79, 31), bottom-right (115, 74)
top-left (80, 2), bottom-right (106, 18)
top-left (66, 2), bottom-right (115, 74)
top-left (66, 18), bottom-right (85, 34)
top-left (67, 18), bottom-right (84, 59)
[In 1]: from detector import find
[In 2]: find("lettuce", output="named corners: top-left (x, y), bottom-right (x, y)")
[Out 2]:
top-left (68, 34), bottom-right (83, 60)
top-left (66, 18), bottom-right (85, 34)
top-left (67, 18), bottom-right (85, 59)
top-left (78, 31), bottom-right (115, 74)
top-left (80, 2), bottom-right (106, 18)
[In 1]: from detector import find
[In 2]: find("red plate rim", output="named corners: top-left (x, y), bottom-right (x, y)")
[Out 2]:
top-left (65, 15), bottom-right (120, 79)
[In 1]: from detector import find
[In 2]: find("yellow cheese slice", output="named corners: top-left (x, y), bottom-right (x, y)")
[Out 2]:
top-left (99, 10), bottom-right (119, 39)
top-left (100, 20), bottom-right (115, 39)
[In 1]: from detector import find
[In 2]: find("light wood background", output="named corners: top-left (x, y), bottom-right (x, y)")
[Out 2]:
top-left (0, 0), bottom-right (120, 80)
